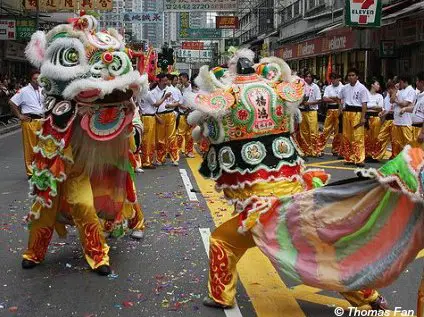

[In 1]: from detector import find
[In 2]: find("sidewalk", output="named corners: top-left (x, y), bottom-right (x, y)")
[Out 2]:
top-left (0, 119), bottom-right (20, 136)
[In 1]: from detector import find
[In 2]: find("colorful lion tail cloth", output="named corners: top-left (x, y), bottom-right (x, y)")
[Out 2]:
top-left (253, 145), bottom-right (424, 292)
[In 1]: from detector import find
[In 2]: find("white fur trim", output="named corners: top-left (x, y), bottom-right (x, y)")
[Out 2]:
top-left (63, 70), bottom-right (146, 100)
top-left (260, 57), bottom-right (292, 82)
top-left (195, 66), bottom-right (218, 92)
top-left (40, 37), bottom-right (90, 81)
top-left (25, 31), bottom-right (47, 68)
top-left (228, 48), bottom-right (255, 67)
top-left (192, 126), bottom-right (202, 141)
top-left (187, 110), bottom-right (207, 126)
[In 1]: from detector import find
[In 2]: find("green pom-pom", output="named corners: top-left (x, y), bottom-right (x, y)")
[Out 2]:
top-left (312, 177), bottom-right (324, 188)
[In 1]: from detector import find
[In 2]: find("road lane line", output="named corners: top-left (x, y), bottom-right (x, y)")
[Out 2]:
top-left (199, 228), bottom-right (243, 317)
top-left (187, 154), bottom-right (305, 317)
top-left (0, 128), bottom-right (21, 140)
top-left (306, 164), bottom-right (357, 171)
top-left (179, 168), bottom-right (198, 201)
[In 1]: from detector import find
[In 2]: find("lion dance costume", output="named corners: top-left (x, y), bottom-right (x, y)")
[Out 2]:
top-left (187, 51), bottom-right (424, 313)
top-left (22, 15), bottom-right (147, 275)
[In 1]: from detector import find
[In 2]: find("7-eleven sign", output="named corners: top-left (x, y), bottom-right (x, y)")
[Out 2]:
top-left (345, 0), bottom-right (382, 27)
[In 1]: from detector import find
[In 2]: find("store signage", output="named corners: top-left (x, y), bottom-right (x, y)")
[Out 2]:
top-left (276, 30), bottom-right (356, 60)
top-left (24, 0), bottom-right (113, 11)
top-left (179, 28), bottom-right (221, 39)
top-left (216, 16), bottom-right (239, 29)
top-left (0, 19), bottom-right (16, 40)
top-left (182, 42), bottom-right (204, 50)
top-left (380, 40), bottom-right (396, 58)
top-left (177, 49), bottom-right (213, 59)
top-left (224, 38), bottom-right (240, 49)
top-left (123, 12), bottom-right (162, 23)
top-left (165, 0), bottom-right (237, 12)
top-left (16, 19), bottom-right (37, 41)
top-left (345, 0), bottom-right (382, 28)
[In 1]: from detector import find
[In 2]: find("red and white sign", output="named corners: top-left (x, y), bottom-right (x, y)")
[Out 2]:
top-left (181, 41), bottom-right (204, 50)
top-left (0, 19), bottom-right (16, 40)
top-left (216, 16), bottom-right (239, 29)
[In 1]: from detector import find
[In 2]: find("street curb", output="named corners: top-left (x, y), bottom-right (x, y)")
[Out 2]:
top-left (0, 123), bottom-right (20, 135)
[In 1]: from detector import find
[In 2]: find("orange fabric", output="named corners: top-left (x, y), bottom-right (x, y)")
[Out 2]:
top-left (365, 116), bottom-right (381, 158)
top-left (341, 111), bottom-right (365, 164)
top-left (318, 109), bottom-right (342, 155)
top-left (156, 112), bottom-right (179, 163)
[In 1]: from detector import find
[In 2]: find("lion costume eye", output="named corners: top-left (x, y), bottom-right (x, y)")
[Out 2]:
top-left (51, 47), bottom-right (80, 67)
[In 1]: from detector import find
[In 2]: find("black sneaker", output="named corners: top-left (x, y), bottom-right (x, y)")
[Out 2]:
top-left (94, 265), bottom-right (111, 276)
top-left (22, 259), bottom-right (38, 269)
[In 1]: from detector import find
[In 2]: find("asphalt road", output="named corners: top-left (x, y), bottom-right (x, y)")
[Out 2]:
top-left (0, 129), bottom-right (422, 317)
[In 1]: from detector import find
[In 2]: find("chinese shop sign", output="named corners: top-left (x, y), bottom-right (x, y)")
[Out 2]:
top-left (182, 42), bottom-right (205, 50)
top-left (165, 0), bottom-right (237, 12)
top-left (24, 0), bottom-right (113, 11)
top-left (16, 19), bottom-right (37, 41)
top-left (0, 20), bottom-right (16, 40)
top-left (216, 16), bottom-right (239, 29)
top-left (123, 12), bottom-right (163, 23)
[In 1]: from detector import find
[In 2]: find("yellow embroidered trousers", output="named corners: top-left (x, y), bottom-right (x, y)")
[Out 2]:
top-left (318, 109), bottom-right (342, 155)
top-left (156, 112), bottom-right (179, 163)
top-left (176, 114), bottom-right (194, 155)
top-left (208, 215), bottom-right (381, 307)
top-left (372, 120), bottom-right (393, 160)
top-left (198, 137), bottom-right (210, 155)
top-left (298, 110), bottom-right (319, 156)
top-left (365, 116), bottom-right (381, 158)
top-left (141, 115), bottom-right (156, 167)
top-left (23, 171), bottom-right (110, 269)
top-left (392, 125), bottom-right (413, 157)
top-left (411, 126), bottom-right (423, 148)
top-left (341, 111), bottom-right (365, 164)
top-left (21, 119), bottom-right (42, 177)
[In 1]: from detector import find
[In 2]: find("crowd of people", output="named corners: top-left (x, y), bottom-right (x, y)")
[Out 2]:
top-left (132, 72), bottom-right (203, 173)
top-left (0, 74), bottom-right (29, 118)
top-left (295, 68), bottom-right (424, 167)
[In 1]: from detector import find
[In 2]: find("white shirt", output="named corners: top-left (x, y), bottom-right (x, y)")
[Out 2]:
top-left (10, 84), bottom-right (44, 115)
top-left (383, 95), bottom-right (394, 112)
top-left (412, 90), bottom-right (424, 124)
top-left (303, 82), bottom-right (321, 111)
top-left (179, 84), bottom-right (192, 114)
top-left (323, 83), bottom-right (344, 105)
top-left (394, 86), bottom-right (416, 126)
top-left (146, 85), bottom-right (181, 114)
top-left (138, 92), bottom-right (156, 115)
top-left (367, 92), bottom-right (384, 110)
top-left (339, 81), bottom-right (369, 107)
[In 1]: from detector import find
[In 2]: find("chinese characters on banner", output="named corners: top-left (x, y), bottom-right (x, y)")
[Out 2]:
top-left (216, 16), bottom-right (239, 29)
top-left (179, 12), bottom-right (222, 39)
top-left (16, 19), bottom-right (37, 41)
top-left (344, 0), bottom-right (382, 27)
top-left (0, 20), bottom-right (16, 40)
top-left (123, 12), bottom-right (163, 23)
top-left (24, 0), bottom-right (113, 11)
top-left (182, 42), bottom-right (204, 50)
top-left (165, 0), bottom-right (237, 12)
top-left (177, 49), bottom-right (213, 59)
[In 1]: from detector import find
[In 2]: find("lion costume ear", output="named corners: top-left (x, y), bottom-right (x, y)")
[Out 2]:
top-left (25, 31), bottom-right (47, 68)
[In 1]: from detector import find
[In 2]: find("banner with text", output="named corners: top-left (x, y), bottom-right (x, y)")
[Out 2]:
top-left (216, 16), bottom-right (239, 29)
top-left (165, 0), bottom-right (237, 12)
top-left (345, 0), bottom-right (382, 27)
top-left (177, 49), bottom-right (213, 59)
top-left (182, 42), bottom-right (205, 50)
top-left (123, 12), bottom-right (162, 23)
top-left (25, 0), bottom-right (113, 12)
top-left (0, 20), bottom-right (16, 40)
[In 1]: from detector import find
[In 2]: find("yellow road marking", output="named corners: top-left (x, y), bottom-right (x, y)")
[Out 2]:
top-left (417, 249), bottom-right (424, 259)
top-left (307, 159), bottom-right (344, 166)
top-left (186, 155), bottom-right (305, 317)
top-left (307, 164), bottom-right (357, 171)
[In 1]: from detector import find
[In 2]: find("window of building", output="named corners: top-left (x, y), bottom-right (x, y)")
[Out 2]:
top-left (307, 0), bottom-right (324, 10)
top-left (294, 1), bottom-right (301, 16)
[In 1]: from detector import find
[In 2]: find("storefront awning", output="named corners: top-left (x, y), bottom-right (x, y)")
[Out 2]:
top-left (383, 2), bottom-right (424, 25)
top-left (317, 23), bottom-right (342, 35)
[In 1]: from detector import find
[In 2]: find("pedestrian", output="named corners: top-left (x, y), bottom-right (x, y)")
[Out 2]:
top-left (297, 71), bottom-right (322, 157)
top-left (372, 81), bottom-right (396, 161)
top-left (338, 67), bottom-right (368, 167)
top-left (318, 72), bottom-right (344, 156)
top-left (391, 75), bottom-right (415, 157)
top-left (365, 78), bottom-right (384, 162)
top-left (9, 69), bottom-right (44, 178)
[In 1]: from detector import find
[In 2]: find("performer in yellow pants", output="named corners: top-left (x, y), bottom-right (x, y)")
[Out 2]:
top-left (21, 119), bottom-right (42, 177)
top-left (372, 115), bottom-right (394, 160)
top-left (341, 109), bottom-right (365, 165)
top-left (318, 108), bottom-right (342, 156)
top-left (392, 125), bottom-right (413, 157)
top-left (24, 170), bottom-right (110, 269)
top-left (298, 110), bottom-right (319, 156)
top-left (208, 215), bottom-right (384, 309)
top-left (156, 111), bottom-right (179, 164)
top-left (141, 115), bottom-right (156, 168)
top-left (176, 114), bottom-right (194, 157)
top-left (365, 114), bottom-right (381, 159)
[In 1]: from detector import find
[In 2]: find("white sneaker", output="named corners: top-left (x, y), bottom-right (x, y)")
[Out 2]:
top-left (155, 162), bottom-right (163, 166)
top-left (135, 167), bottom-right (144, 173)
top-left (186, 153), bottom-right (195, 158)
top-left (131, 230), bottom-right (145, 240)
top-left (172, 161), bottom-right (179, 166)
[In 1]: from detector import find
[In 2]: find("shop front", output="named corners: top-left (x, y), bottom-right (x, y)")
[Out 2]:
top-left (274, 28), bottom-right (368, 83)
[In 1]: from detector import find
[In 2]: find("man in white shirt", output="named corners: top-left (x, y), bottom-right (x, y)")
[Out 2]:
top-left (391, 75), bottom-right (415, 156)
top-left (9, 70), bottom-right (44, 177)
top-left (297, 71), bottom-right (322, 157)
top-left (146, 73), bottom-right (180, 166)
top-left (338, 68), bottom-right (368, 166)
top-left (176, 72), bottom-right (195, 158)
top-left (400, 72), bottom-right (424, 145)
top-left (318, 73), bottom-right (344, 156)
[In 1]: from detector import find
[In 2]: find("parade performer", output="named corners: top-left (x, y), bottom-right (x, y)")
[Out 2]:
top-left (365, 79), bottom-right (383, 161)
top-left (318, 72), bottom-right (343, 156)
top-left (176, 72), bottom-right (195, 158)
top-left (22, 14), bottom-right (147, 274)
top-left (187, 50), bottom-right (424, 312)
